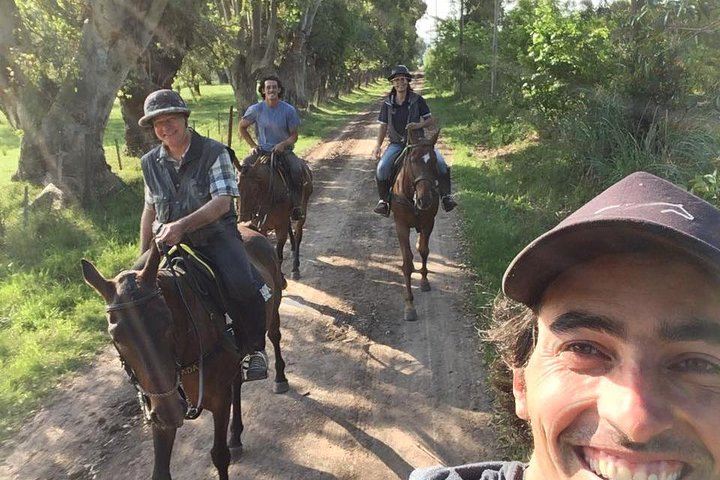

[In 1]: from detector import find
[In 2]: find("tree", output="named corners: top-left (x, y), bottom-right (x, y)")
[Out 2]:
top-left (0, 0), bottom-right (170, 201)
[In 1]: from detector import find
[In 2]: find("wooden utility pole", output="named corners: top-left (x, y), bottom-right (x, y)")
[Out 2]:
top-left (491, 0), bottom-right (500, 97)
top-left (458, 0), bottom-right (465, 97)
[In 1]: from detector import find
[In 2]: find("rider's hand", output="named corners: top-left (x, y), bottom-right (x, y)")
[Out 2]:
top-left (251, 145), bottom-right (261, 155)
top-left (372, 145), bottom-right (381, 160)
top-left (272, 143), bottom-right (286, 153)
top-left (406, 122), bottom-right (422, 130)
top-left (156, 221), bottom-right (184, 247)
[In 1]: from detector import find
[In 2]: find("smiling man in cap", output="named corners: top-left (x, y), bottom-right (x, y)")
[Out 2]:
top-left (411, 171), bottom-right (720, 480)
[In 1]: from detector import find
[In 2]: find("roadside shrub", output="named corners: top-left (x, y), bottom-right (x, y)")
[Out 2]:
top-left (561, 88), bottom-right (720, 187)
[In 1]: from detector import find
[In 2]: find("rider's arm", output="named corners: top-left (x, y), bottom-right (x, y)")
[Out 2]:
top-left (273, 127), bottom-right (298, 153)
top-left (373, 123), bottom-right (388, 159)
top-left (139, 205), bottom-right (155, 254)
top-left (156, 150), bottom-right (239, 247)
top-left (157, 195), bottom-right (233, 246)
top-left (238, 118), bottom-right (258, 151)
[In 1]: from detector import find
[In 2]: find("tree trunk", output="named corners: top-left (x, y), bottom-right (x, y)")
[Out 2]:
top-left (226, 0), bottom-right (279, 113)
top-left (2, 0), bottom-right (170, 202)
top-left (278, 0), bottom-right (324, 109)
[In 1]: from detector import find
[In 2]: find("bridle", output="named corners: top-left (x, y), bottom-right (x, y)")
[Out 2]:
top-left (104, 254), bottom-right (209, 422)
top-left (396, 142), bottom-right (438, 209)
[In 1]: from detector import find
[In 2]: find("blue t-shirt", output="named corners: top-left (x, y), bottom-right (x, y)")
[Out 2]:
top-left (242, 100), bottom-right (300, 152)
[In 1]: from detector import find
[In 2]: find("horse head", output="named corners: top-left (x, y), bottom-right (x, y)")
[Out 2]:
top-left (81, 244), bottom-right (187, 430)
top-left (403, 128), bottom-right (441, 211)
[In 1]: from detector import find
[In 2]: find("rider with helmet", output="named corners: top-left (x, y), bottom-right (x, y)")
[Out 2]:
top-left (371, 65), bottom-right (457, 217)
top-left (238, 75), bottom-right (307, 220)
top-left (137, 89), bottom-right (269, 382)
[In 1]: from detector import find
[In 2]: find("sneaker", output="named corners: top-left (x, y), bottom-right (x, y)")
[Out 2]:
top-left (242, 350), bottom-right (268, 381)
top-left (373, 200), bottom-right (390, 217)
top-left (441, 195), bottom-right (457, 212)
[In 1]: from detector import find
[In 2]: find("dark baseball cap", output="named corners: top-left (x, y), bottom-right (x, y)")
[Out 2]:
top-left (502, 171), bottom-right (720, 307)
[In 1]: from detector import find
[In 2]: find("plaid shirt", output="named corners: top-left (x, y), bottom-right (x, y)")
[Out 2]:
top-left (144, 142), bottom-right (239, 208)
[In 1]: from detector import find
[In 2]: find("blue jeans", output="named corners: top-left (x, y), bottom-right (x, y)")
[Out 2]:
top-left (376, 143), bottom-right (448, 181)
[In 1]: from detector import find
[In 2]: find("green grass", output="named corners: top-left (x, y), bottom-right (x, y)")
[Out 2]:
top-left (0, 81), bottom-right (386, 441)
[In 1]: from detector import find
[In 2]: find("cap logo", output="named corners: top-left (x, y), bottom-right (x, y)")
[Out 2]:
top-left (594, 202), bottom-right (694, 221)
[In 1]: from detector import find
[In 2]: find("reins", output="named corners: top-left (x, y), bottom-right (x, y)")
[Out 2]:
top-left (106, 245), bottom-right (213, 421)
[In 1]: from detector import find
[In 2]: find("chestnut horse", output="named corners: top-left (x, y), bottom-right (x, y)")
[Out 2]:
top-left (236, 153), bottom-right (313, 280)
top-left (390, 129), bottom-right (441, 321)
top-left (81, 225), bottom-right (286, 480)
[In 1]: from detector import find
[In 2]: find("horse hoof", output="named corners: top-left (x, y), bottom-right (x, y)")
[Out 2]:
top-left (290, 271), bottom-right (301, 281)
top-left (273, 380), bottom-right (289, 394)
top-left (230, 444), bottom-right (243, 461)
top-left (420, 280), bottom-right (431, 292)
top-left (404, 309), bottom-right (418, 322)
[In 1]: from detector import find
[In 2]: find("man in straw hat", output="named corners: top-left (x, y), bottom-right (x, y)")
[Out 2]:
top-left (411, 171), bottom-right (720, 480)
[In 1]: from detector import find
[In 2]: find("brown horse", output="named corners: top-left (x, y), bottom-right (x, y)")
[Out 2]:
top-left (81, 225), bottom-right (286, 480)
top-left (389, 129), bottom-right (441, 321)
top-left (237, 153), bottom-right (313, 280)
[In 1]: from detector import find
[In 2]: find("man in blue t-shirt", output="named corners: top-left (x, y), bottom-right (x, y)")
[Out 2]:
top-left (239, 75), bottom-right (306, 220)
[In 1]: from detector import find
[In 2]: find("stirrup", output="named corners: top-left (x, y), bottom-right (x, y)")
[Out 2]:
top-left (441, 195), bottom-right (457, 212)
top-left (373, 200), bottom-right (390, 217)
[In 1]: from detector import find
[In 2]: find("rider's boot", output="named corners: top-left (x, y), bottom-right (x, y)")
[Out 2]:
top-left (290, 181), bottom-right (305, 220)
top-left (438, 167), bottom-right (457, 212)
top-left (234, 290), bottom-right (269, 382)
top-left (373, 178), bottom-right (392, 217)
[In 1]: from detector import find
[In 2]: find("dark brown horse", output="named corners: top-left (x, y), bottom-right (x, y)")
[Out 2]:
top-left (81, 225), bottom-right (286, 480)
top-left (390, 129), bottom-right (441, 321)
top-left (237, 153), bottom-right (313, 280)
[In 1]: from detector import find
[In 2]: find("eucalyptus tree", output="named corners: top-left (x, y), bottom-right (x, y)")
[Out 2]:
top-left (120, 0), bottom-right (218, 156)
top-left (0, 0), bottom-right (169, 200)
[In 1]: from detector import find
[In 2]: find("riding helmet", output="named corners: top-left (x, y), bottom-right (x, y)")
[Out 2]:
top-left (138, 89), bottom-right (191, 127)
top-left (387, 65), bottom-right (413, 81)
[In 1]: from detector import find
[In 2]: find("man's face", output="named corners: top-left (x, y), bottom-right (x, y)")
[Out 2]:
top-left (391, 76), bottom-right (408, 92)
top-left (263, 80), bottom-right (280, 101)
top-left (152, 113), bottom-right (187, 149)
top-left (514, 252), bottom-right (720, 480)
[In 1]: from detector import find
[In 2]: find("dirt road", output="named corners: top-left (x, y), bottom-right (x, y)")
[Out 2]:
top-left (0, 91), bottom-right (498, 479)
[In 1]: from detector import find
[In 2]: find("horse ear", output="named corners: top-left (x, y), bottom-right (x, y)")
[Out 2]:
top-left (407, 127), bottom-right (417, 145)
top-left (81, 259), bottom-right (115, 302)
top-left (139, 242), bottom-right (162, 285)
top-left (430, 128), bottom-right (440, 145)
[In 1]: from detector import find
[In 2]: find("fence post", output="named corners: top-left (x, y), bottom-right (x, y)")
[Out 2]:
top-left (227, 105), bottom-right (234, 147)
top-left (23, 186), bottom-right (29, 227)
top-left (115, 139), bottom-right (123, 170)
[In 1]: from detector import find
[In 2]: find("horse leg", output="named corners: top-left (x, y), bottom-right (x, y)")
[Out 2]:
top-left (211, 395), bottom-right (232, 480)
top-left (276, 224), bottom-right (290, 278)
top-left (151, 424), bottom-right (176, 480)
top-left (268, 307), bottom-right (289, 393)
top-left (229, 377), bottom-right (243, 454)
top-left (417, 226), bottom-right (433, 292)
top-left (290, 218), bottom-right (305, 280)
top-left (395, 224), bottom-right (417, 321)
